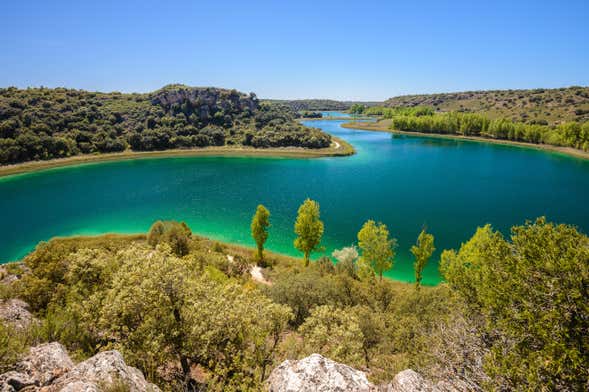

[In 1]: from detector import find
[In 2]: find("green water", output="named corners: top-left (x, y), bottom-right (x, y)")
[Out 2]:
top-left (1, 118), bottom-right (588, 284)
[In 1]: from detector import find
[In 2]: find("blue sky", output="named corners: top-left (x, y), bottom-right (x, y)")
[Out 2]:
top-left (1, 0), bottom-right (587, 100)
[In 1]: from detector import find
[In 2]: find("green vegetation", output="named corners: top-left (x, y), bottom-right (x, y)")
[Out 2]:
top-left (390, 112), bottom-right (589, 151)
top-left (147, 220), bottom-right (192, 256)
top-left (410, 229), bottom-right (435, 289)
top-left (0, 85), bottom-right (332, 165)
top-left (351, 104), bottom-right (434, 117)
top-left (384, 86), bottom-right (589, 124)
top-left (299, 111), bottom-right (322, 119)
top-left (440, 218), bottom-right (588, 390)
top-left (263, 99), bottom-right (381, 112)
top-left (293, 199), bottom-right (324, 266)
top-left (2, 201), bottom-right (587, 390)
top-left (251, 204), bottom-right (270, 263)
top-left (357, 220), bottom-right (396, 281)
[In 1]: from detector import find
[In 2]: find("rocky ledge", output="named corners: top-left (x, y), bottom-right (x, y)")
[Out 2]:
top-left (267, 354), bottom-right (457, 392)
top-left (0, 342), bottom-right (160, 392)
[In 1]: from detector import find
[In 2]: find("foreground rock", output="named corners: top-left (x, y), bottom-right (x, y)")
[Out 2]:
top-left (0, 343), bottom-right (160, 392)
top-left (0, 342), bottom-right (73, 390)
top-left (267, 354), bottom-right (463, 392)
top-left (52, 350), bottom-right (160, 392)
top-left (267, 354), bottom-right (373, 392)
top-left (379, 370), bottom-right (437, 391)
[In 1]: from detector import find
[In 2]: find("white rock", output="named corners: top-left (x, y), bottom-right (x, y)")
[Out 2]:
top-left (53, 350), bottom-right (160, 392)
top-left (386, 369), bottom-right (434, 391)
top-left (267, 354), bottom-right (373, 392)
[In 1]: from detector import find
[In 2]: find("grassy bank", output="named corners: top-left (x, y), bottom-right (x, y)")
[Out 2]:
top-left (342, 120), bottom-right (589, 160)
top-left (0, 137), bottom-right (354, 178)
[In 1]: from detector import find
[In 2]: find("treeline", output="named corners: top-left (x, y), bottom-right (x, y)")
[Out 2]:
top-left (391, 112), bottom-right (589, 151)
top-left (383, 86), bottom-right (589, 124)
top-left (350, 104), bottom-right (434, 117)
top-left (0, 85), bottom-right (331, 165)
top-left (264, 99), bottom-right (382, 113)
top-left (2, 199), bottom-right (587, 390)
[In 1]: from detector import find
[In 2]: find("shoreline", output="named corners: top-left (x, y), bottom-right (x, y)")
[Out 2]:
top-left (0, 137), bottom-right (354, 178)
top-left (341, 121), bottom-right (589, 160)
top-left (1, 231), bottom-right (424, 286)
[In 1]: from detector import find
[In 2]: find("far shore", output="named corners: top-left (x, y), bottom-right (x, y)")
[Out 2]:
top-left (0, 137), bottom-right (354, 178)
top-left (342, 121), bottom-right (589, 160)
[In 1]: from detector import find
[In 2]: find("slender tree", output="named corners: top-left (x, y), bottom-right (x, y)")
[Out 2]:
top-left (410, 228), bottom-right (435, 289)
top-left (251, 204), bottom-right (270, 263)
top-left (357, 220), bottom-right (396, 281)
top-left (294, 199), bottom-right (324, 266)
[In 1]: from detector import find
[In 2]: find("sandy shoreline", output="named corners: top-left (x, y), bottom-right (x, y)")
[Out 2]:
top-left (0, 137), bottom-right (354, 179)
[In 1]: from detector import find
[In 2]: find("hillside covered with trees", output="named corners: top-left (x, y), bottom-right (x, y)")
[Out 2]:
top-left (350, 88), bottom-right (589, 152)
top-left (1, 199), bottom-right (587, 391)
top-left (383, 86), bottom-right (589, 125)
top-left (0, 85), bottom-right (332, 165)
top-left (264, 99), bottom-right (381, 112)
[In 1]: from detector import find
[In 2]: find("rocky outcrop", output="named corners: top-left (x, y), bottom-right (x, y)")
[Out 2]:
top-left (0, 299), bottom-right (35, 330)
top-left (0, 343), bottom-right (159, 392)
top-left (266, 354), bottom-right (459, 392)
top-left (267, 354), bottom-right (373, 392)
top-left (0, 342), bottom-right (73, 390)
top-left (150, 85), bottom-right (258, 117)
top-left (379, 370), bottom-right (436, 391)
top-left (52, 350), bottom-right (160, 392)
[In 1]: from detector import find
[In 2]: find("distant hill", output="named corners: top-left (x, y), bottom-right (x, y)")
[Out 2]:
top-left (384, 86), bottom-right (589, 125)
top-left (0, 85), bottom-right (332, 165)
top-left (263, 99), bottom-right (381, 112)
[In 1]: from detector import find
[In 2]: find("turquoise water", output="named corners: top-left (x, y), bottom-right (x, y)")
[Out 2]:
top-left (1, 118), bottom-right (588, 284)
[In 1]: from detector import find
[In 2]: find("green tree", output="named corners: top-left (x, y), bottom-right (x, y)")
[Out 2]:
top-left (99, 244), bottom-right (292, 390)
top-left (299, 305), bottom-right (364, 366)
top-left (147, 220), bottom-right (192, 256)
top-left (250, 205), bottom-right (270, 263)
top-left (357, 220), bottom-right (396, 281)
top-left (440, 218), bottom-right (589, 390)
top-left (410, 229), bottom-right (435, 288)
top-left (293, 199), bottom-right (324, 266)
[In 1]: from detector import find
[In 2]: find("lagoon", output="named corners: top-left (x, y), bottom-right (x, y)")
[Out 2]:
top-left (1, 118), bottom-right (588, 284)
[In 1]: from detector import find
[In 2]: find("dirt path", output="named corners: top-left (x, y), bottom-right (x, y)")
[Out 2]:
top-left (250, 265), bottom-right (271, 285)
top-left (226, 255), bottom-right (271, 285)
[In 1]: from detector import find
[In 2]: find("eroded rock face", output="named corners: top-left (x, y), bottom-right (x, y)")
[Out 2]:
top-left (150, 86), bottom-right (258, 116)
top-left (267, 354), bottom-right (373, 392)
top-left (52, 350), bottom-right (160, 392)
top-left (266, 354), bottom-right (452, 392)
top-left (16, 342), bottom-right (73, 386)
top-left (0, 299), bottom-right (34, 330)
top-left (382, 369), bottom-right (435, 392)
top-left (0, 342), bottom-right (73, 390)
top-left (0, 344), bottom-right (159, 392)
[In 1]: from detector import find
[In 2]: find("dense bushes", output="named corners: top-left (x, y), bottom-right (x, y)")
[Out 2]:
top-left (391, 112), bottom-right (589, 151)
top-left (147, 220), bottom-right (192, 256)
top-left (440, 218), bottom-right (589, 390)
top-left (351, 104), bottom-right (434, 117)
top-left (0, 86), bottom-right (331, 165)
top-left (4, 215), bottom-right (588, 390)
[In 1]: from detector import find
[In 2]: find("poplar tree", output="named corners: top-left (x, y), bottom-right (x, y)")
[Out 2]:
top-left (294, 199), bottom-right (324, 266)
top-left (410, 228), bottom-right (435, 288)
top-left (250, 204), bottom-right (270, 263)
top-left (357, 220), bottom-right (396, 281)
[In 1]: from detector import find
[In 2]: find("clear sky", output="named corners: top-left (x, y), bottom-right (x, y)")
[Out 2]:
top-left (1, 0), bottom-right (588, 100)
